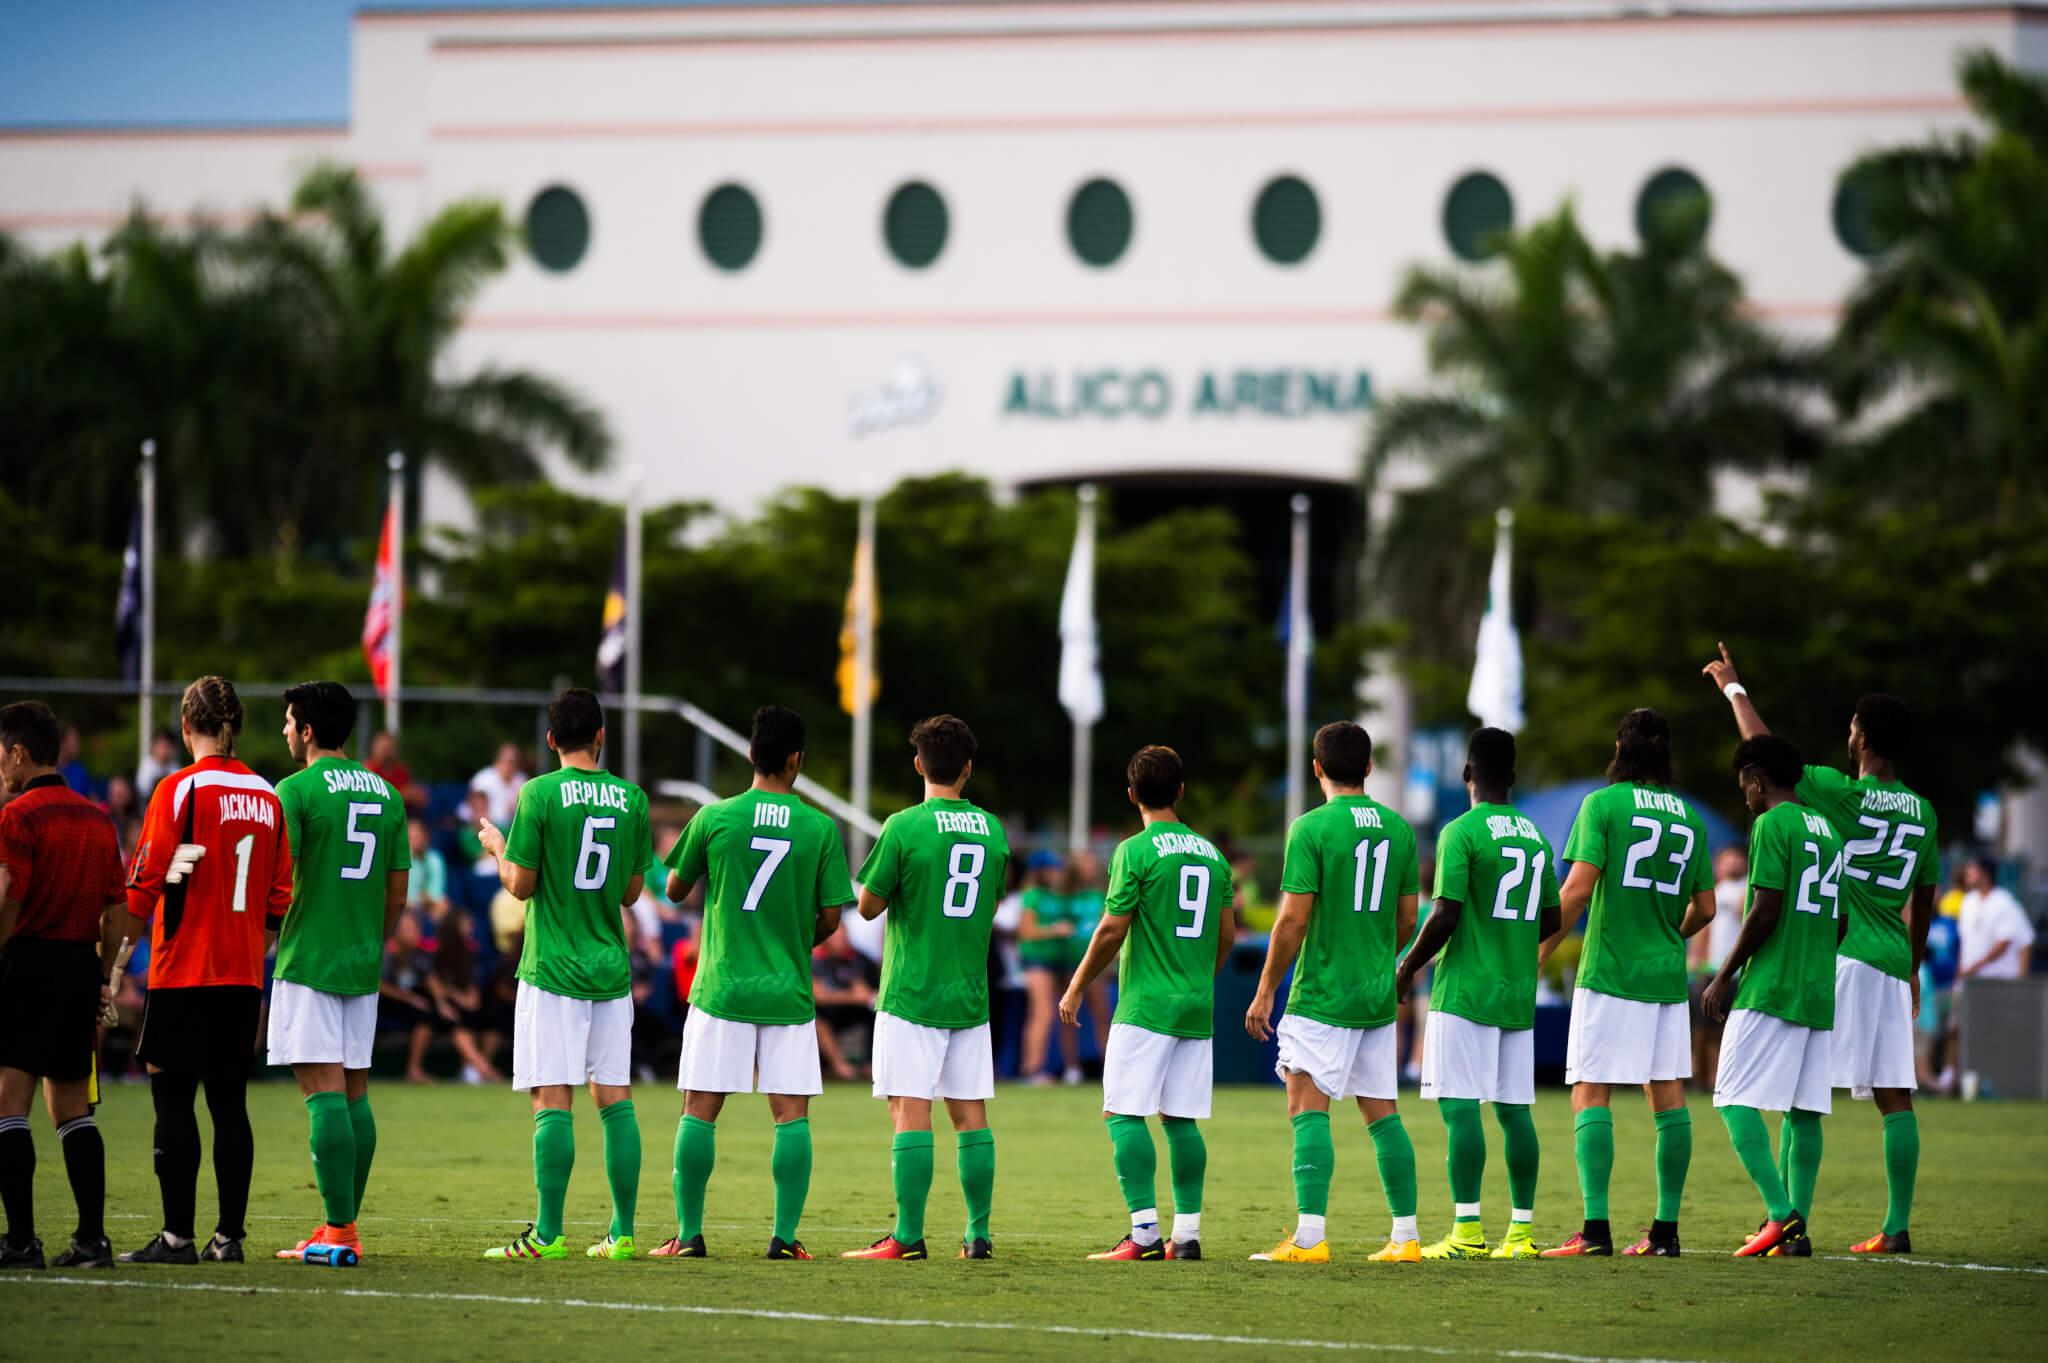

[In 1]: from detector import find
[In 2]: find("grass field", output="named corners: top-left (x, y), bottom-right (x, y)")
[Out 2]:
top-left (2, 1080), bottom-right (2043, 1361)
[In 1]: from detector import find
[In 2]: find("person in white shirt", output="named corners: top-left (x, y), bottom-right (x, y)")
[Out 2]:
top-left (1688, 845), bottom-right (1748, 1090)
top-left (467, 743), bottom-right (527, 828)
top-left (1958, 857), bottom-right (2035, 981)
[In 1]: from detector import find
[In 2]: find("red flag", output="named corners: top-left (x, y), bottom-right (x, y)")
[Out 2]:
top-left (362, 503), bottom-right (397, 697)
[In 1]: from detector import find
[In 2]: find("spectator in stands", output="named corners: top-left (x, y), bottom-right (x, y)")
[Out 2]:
top-left (1016, 851), bottom-right (1075, 1085)
top-left (424, 914), bottom-right (500, 1085)
top-left (379, 913), bottom-right (438, 1084)
top-left (103, 773), bottom-right (138, 833)
top-left (1689, 845), bottom-right (1748, 1090)
top-left (55, 724), bottom-right (90, 794)
top-left (1061, 850), bottom-right (1112, 1081)
top-left (1958, 856), bottom-right (2036, 982)
top-left (989, 857), bottom-right (1027, 1072)
top-left (135, 728), bottom-right (178, 800)
top-left (480, 935), bottom-right (520, 1072)
top-left (1917, 873), bottom-right (1963, 1095)
top-left (812, 924), bottom-right (876, 1082)
top-left (366, 731), bottom-right (428, 813)
top-left (468, 742), bottom-right (527, 828)
top-left (406, 818), bottom-right (450, 920)
top-left (1229, 846), bottom-right (1274, 937)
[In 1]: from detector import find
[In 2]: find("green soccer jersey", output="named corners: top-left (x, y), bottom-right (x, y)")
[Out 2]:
top-left (859, 797), bottom-right (1011, 1029)
top-left (1733, 801), bottom-right (1845, 1030)
top-left (667, 789), bottom-right (856, 1026)
top-left (274, 757), bottom-right (410, 996)
top-left (1430, 803), bottom-right (1560, 1030)
top-left (1017, 886), bottom-right (1068, 969)
top-left (1278, 795), bottom-right (1420, 1029)
top-left (1795, 765), bottom-right (1939, 982)
top-left (503, 766), bottom-right (652, 1002)
top-left (1564, 782), bottom-right (1713, 1004)
top-left (1105, 821), bottom-right (1234, 1039)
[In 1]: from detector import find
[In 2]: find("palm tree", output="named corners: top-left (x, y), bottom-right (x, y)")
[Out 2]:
top-left (1828, 50), bottom-right (2048, 520)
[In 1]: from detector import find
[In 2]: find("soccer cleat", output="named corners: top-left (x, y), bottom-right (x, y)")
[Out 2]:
top-left (278, 1222), bottom-right (361, 1262)
top-left (52, 1236), bottom-right (113, 1269)
top-left (1421, 1226), bottom-right (1490, 1260)
top-left (649, 1234), bottom-right (706, 1258)
top-left (1541, 1231), bottom-right (1614, 1258)
top-left (1249, 1235), bottom-right (1329, 1263)
top-left (959, 1238), bottom-right (994, 1260)
top-left (1368, 1239), bottom-right (1422, 1264)
top-left (118, 1233), bottom-right (198, 1265)
top-left (841, 1235), bottom-right (927, 1260)
top-left (0, 1238), bottom-right (44, 1270)
top-left (1767, 1231), bottom-right (1812, 1258)
top-left (1622, 1233), bottom-right (1680, 1258)
top-left (1733, 1215), bottom-right (1803, 1258)
top-left (586, 1234), bottom-right (637, 1261)
top-left (764, 1237), bottom-right (812, 1260)
top-left (1164, 1238), bottom-right (1201, 1261)
top-left (276, 1224), bottom-right (328, 1261)
top-left (1489, 1225), bottom-right (1540, 1259)
top-left (199, 1233), bottom-right (243, 1263)
top-left (482, 1224), bottom-right (567, 1261)
top-left (1849, 1229), bottom-right (1912, 1254)
top-left (1086, 1235), bottom-right (1164, 1261)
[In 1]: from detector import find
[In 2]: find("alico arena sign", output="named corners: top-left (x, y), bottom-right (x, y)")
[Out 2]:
top-left (1001, 368), bottom-right (1375, 421)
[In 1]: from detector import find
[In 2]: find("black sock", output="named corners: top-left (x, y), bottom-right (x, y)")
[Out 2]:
top-left (1650, 1218), bottom-right (1678, 1243)
top-left (57, 1115), bottom-right (106, 1244)
top-left (202, 1069), bottom-right (252, 1242)
top-left (0, 1116), bottom-right (34, 1248)
top-left (1583, 1218), bottom-right (1611, 1242)
top-left (150, 1071), bottom-right (201, 1240)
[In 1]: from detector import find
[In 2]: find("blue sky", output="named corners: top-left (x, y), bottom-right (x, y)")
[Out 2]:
top-left (0, 1), bottom-right (852, 126)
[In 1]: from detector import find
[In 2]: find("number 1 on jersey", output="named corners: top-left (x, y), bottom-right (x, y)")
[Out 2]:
top-left (1352, 838), bottom-right (1389, 913)
top-left (1489, 846), bottom-right (1547, 922)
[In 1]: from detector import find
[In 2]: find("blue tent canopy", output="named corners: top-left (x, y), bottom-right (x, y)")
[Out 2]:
top-left (1516, 779), bottom-right (1743, 864)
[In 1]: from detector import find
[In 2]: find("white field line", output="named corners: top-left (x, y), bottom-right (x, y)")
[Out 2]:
top-left (2, 1274), bottom-right (1725, 1363)
top-left (1816, 1254), bottom-right (2048, 1276)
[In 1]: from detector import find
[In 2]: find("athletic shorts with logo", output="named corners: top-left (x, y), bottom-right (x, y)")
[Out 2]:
top-left (678, 1008), bottom-right (823, 1096)
top-left (1831, 957), bottom-right (1916, 1098)
top-left (1102, 1022), bottom-right (1212, 1119)
top-left (1564, 988), bottom-right (1692, 1085)
top-left (266, 978), bottom-right (377, 1071)
top-left (0, 938), bottom-right (100, 1083)
top-left (1420, 1010), bottom-right (1534, 1104)
top-left (1713, 1008), bottom-right (1832, 1114)
top-left (512, 980), bottom-right (632, 1091)
top-left (1274, 1014), bottom-right (1396, 1101)
top-left (871, 1012), bottom-right (993, 1101)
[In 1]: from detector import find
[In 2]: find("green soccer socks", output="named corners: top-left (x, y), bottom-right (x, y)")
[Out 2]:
top-left (347, 1093), bottom-right (376, 1220)
top-left (771, 1117), bottom-right (812, 1243)
top-left (1720, 1105), bottom-right (1793, 1222)
top-left (1882, 1110), bottom-right (1918, 1236)
top-left (1368, 1112), bottom-right (1419, 1244)
top-left (956, 1128), bottom-right (995, 1244)
top-left (1496, 1103), bottom-right (1539, 1224)
top-left (891, 1130), bottom-right (935, 1245)
top-left (1782, 1108), bottom-right (1823, 1221)
top-left (1653, 1107), bottom-right (1692, 1224)
top-left (597, 1099), bottom-right (640, 1241)
top-left (1105, 1114), bottom-right (1158, 1217)
top-left (1439, 1098), bottom-right (1486, 1223)
top-left (674, 1114), bottom-right (715, 1241)
top-left (1573, 1106), bottom-right (1614, 1222)
top-left (532, 1108), bottom-right (575, 1244)
top-left (304, 1092), bottom-right (356, 1227)
top-left (1291, 1110), bottom-right (1334, 1217)
top-left (1162, 1117), bottom-right (1206, 1217)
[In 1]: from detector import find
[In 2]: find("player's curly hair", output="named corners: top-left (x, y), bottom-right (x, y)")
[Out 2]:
top-left (1608, 707), bottom-right (1676, 786)
top-left (180, 675), bottom-right (245, 757)
top-left (1731, 734), bottom-right (1803, 791)
top-left (1854, 693), bottom-right (1912, 760)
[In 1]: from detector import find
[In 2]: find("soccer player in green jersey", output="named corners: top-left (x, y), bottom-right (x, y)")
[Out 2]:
top-left (841, 715), bottom-right (1009, 1261)
top-left (1394, 727), bottom-right (1559, 1261)
top-left (1538, 709), bottom-right (1716, 1259)
top-left (268, 681), bottom-right (409, 1264)
top-left (475, 689), bottom-right (652, 1263)
top-left (1062, 745), bottom-right (1234, 1262)
top-left (1702, 734), bottom-right (1847, 1258)
top-left (1704, 645), bottom-right (1935, 1254)
top-left (1244, 722), bottom-right (1422, 1265)
top-left (657, 705), bottom-right (856, 1261)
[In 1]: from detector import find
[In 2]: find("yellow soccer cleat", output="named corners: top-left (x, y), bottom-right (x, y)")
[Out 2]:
top-left (586, 1234), bottom-right (636, 1260)
top-left (1249, 1235), bottom-right (1330, 1263)
top-left (1368, 1238), bottom-right (1422, 1264)
top-left (1421, 1226), bottom-right (1490, 1260)
top-left (1489, 1225), bottom-right (1540, 1259)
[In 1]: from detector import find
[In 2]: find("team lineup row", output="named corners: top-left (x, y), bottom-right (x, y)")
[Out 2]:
top-left (0, 644), bottom-right (1931, 1269)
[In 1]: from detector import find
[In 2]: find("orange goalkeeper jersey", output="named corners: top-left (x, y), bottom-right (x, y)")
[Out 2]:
top-left (127, 755), bottom-right (293, 990)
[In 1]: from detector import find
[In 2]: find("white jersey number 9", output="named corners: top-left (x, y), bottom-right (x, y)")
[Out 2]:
top-left (1176, 864), bottom-right (1211, 939)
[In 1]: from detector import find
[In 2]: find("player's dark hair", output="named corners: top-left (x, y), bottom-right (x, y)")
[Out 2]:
top-left (180, 675), bottom-right (244, 756)
top-left (1313, 721), bottom-right (1373, 787)
top-left (1608, 707), bottom-right (1675, 786)
top-left (0, 700), bottom-right (62, 767)
top-left (751, 705), bottom-right (807, 776)
top-left (282, 680), bottom-right (356, 751)
top-left (1854, 693), bottom-right (1912, 760)
top-left (1466, 726), bottom-right (1516, 789)
top-left (549, 687), bottom-right (605, 754)
top-left (909, 714), bottom-right (975, 787)
top-left (1732, 734), bottom-right (1803, 791)
top-left (1127, 744), bottom-right (1184, 811)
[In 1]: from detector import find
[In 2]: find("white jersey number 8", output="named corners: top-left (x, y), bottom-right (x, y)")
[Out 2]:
top-left (943, 843), bottom-right (985, 919)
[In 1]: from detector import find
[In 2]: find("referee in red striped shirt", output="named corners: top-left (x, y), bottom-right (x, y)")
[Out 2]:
top-left (0, 700), bottom-right (135, 1270)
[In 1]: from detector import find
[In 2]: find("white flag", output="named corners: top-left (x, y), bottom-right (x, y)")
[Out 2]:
top-left (1058, 485), bottom-right (1105, 727)
top-left (1466, 507), bottom-right (1525, 733)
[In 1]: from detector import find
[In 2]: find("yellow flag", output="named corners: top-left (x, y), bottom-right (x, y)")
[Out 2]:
top-left (836, 531), bottom-right (879, 714)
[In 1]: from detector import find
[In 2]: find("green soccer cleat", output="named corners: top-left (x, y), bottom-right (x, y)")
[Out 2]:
top-left (587, 1234), bottom-right (636, 1261)
top-left (1421, 1226), bottom-right (1490, 1261)
top-left (1489, 1225), bottom-right (1540, 1259)
top-left (483, 1225), bottom-right (567, 1261)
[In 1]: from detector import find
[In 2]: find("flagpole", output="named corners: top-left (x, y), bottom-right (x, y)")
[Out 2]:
top-left (1066, 484), bottom-right (1099, 853)
top-left (386, 450), bottom-right (404, 735)
top-left (624, 465), bottom-right (644, 785)
top-left (850, 493), bottom-right (876, 861)
top-left (138, 439), bottom-right (156, 765)
top-left (1284, 492), bottom-right (1311, 827)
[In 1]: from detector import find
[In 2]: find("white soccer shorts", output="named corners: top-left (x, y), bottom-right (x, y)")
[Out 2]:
top-left (871, 1013), bottom-right (994, 1101)
top-left (1713, 1008), bottom-right (1832, 1114)
top-left (1831, 957), bottom-right (1917, 1098)
top-left (512, 980), bottom-right (633, 1091)
top-left (1564, 989), bottom-right (1692, 1086)
top-left (1102, 1022), bottom-right (1212, 1119)
top-left (1274, 1014), bottom-right (1397, 1101)
top-left (1420, 1010), bottom-right (1534, 1105)
top-left (677, 1008), bottom-right (823, 1096)
top-left (266, 979), bottom-right (377, 1070)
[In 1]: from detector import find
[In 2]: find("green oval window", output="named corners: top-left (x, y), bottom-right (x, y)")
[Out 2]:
top-left (1635, 166), bottom-right (1712, 246)
top-left (884, 181), bottom-right (948, 269)
top-left (698, 183), bottom-right (763, 271)
top-left (1253, 175), bottom-right (1320, 265)
top-left (1067, 177), bottom-right (1133, 267)
top-left (526, 185), bottom-right (590, 273)
top-left (1833, 175), bottom-right (1882, 259)
top-left (1443, 172), bottom-right (1513, 262)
